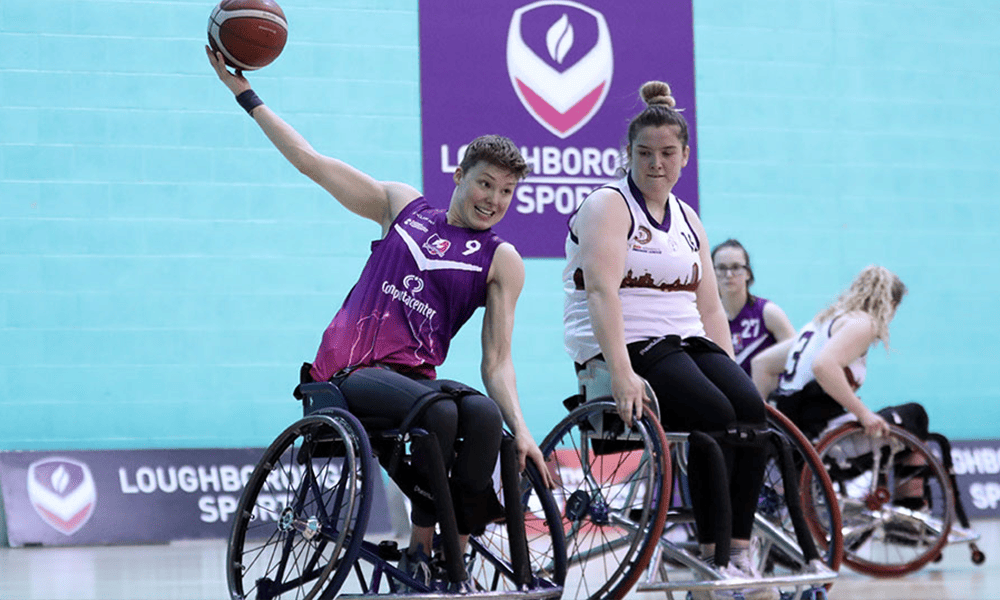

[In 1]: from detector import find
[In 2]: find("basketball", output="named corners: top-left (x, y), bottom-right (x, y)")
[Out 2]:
top-left (207, 0), bottom-right (288, 71)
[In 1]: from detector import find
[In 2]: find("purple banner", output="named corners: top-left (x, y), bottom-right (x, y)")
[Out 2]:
top-left (0, 448), bottom-right (391, 547)
top-left (419, 0), bottom-right (698, 258)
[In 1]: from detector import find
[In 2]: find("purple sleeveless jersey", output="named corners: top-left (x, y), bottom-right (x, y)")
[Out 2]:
top-left (310, 199), bottom-right (504, 381)
top-left (729, 296), bottom-right (777, 376)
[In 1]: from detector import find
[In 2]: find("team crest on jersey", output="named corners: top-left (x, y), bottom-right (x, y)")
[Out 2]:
top-left (27, 457), bottom-right (97, 536)
top-left (506, 1), bottom-right (613, 139)
top-left (631, 225), bottom-right (661, 254)
top-left (423, 234), bottom-right (451, 257)
top-left (634, 226), bottom-right (652, 245)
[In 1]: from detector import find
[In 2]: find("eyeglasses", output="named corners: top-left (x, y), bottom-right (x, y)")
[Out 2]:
top-left (714, 264), bottom-right (747, 276)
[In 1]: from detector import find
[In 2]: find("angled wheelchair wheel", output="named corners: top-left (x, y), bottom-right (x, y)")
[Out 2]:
top-left (540, 400), bottom-right (671, 600)
top-left (466, 459), bottom-right (567, 595)
top-left (815, 422), bottom-right (954, 577)
top-left (762, 405), bottom-right (844, 575)
top-left (227, 408), bottom-right (373, 600)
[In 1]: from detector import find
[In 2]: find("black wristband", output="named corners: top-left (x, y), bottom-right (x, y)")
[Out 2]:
top-left (235, 89), bottom-right (263, 115)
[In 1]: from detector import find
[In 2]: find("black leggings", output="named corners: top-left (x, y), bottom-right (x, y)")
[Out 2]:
top-left (337, 366), bottom-right (503, 528)
top-left (627, 335), bottom-right (768, 543)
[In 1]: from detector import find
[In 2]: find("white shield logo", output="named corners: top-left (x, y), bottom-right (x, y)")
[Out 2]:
top-left (27, 457), bottom-right (97, 536)
top-left (507, 1), bottom-right (613, 139)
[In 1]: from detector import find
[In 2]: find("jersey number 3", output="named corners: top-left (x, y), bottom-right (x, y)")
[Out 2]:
top-left (781, 330), bottom-right (814, 382)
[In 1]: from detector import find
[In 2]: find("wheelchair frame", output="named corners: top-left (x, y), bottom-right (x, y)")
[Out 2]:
top-left (226, 382), bottom-right (567, 600)
top-left (540, 360), bottom-right (839, 600)
top-left (809, 421), bottom-right (985, 577)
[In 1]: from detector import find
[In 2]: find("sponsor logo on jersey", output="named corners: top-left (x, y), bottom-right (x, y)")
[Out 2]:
top-left (506, 1), bottom-right (613, 138)
top-left (382, 279), bottom-right (437, 321)
top-left (423, 234), bottom-right (451, 258)
top-left (404, 217), bottom-right (428, 233)
top-left (403, 275), bottom-right (425, 293)
top-left (27, 457), bottom-right (97, 536)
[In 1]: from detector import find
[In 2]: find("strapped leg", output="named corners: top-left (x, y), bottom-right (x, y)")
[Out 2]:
top-left (688, 430), bottom-right (732, 566)
top-left (764, 429), bottom-right (822, 563)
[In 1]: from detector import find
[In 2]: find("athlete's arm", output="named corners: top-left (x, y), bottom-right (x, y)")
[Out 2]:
top-left (751, 337), bottom-right (794, 398)
top-left (762, 301), bottom-right (797, 342)
top-left (207, 48), bottom-right (418, 231)
top-left (813, 312), bottom-right (890, 436)
top-left (575, 189), bottom-right (650, 425)
top-left (684, 204), bottom-right (736, 359)
top-left (481, 243), bottom-right (553, 487)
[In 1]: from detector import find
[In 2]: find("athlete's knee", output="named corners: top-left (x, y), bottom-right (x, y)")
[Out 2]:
top-left (422, 400), bottom-right (459, 443)
top-left (460, 394), bottom-right (502, 433)
top-left (686, 400), bottom-right (735, 432)
top-left (878, 402), bottom-right (929, 440)
top-left (731, 390), bottom-right (767, 424)
top-left (721, 422), bottom-right (770, 448)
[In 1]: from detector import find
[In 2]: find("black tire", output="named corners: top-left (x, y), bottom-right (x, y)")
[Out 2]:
top-left (815, 422), bottom-right (953, 577)
top-left (227, 409), bottom-right (373, 600)
top-left (761, 404), bottom-right (844, 582)
top-left (539, 400), bottom-right (671, 600)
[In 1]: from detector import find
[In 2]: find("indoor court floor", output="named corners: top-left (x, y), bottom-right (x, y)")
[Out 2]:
top-left (1, 519), bottom-right (997, 600)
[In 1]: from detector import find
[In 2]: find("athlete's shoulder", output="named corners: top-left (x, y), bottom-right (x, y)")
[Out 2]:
top-left (672, 192), bottom-right (695, 211)
top-left (487, 242), bottom-right (525, 287)
top-left (674, 195), bottom-right (701, 222)
top-left (384, 183), bottom-right (425, 224)
top-left (393, 198), bottom-right (436, 233)
top-left (837, 310), bottom-right (876, 330)
top-left (827, 311), bottom-right (877, 342)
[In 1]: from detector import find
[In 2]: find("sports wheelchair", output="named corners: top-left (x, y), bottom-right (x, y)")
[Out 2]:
top-left (804, 419), bottom-right (985, 577)
top-left (535, 360), bottom-right (840, 600)
top-left (226, 379), bottom-right (567, 600)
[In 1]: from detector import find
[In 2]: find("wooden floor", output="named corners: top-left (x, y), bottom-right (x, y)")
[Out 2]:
top-left (1, 520), bottom-right (997, 599)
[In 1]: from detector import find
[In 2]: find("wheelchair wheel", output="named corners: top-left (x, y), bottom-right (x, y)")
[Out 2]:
top-left (752, 405), bottom-right (843, 592)
top-left (815, 422), bottom-right (954, 577)
top-left (540, 400), bottom-right (671, 600)
top-left (467, 459), bottom-right (568, 594)
top-left (228, 408), bottom-right (373, 600)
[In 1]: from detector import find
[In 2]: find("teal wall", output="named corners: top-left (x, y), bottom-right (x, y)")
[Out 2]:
top-left (1, 0), bottom-right (998, 451)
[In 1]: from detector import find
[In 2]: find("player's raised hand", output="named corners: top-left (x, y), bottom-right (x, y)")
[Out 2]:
top-left (205, 46), bottom-right (251, 96)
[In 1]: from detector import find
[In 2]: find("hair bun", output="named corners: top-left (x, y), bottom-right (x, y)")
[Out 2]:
top-left (640, 80), bottom-right (676, 109)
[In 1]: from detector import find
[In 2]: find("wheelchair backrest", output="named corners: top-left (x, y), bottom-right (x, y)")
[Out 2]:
top-left (297, 381), bottom-right (350, 416)
top-left (577, 359), bottom-right (662, 420)
top-left (575, 359), bottom-right (662, 445)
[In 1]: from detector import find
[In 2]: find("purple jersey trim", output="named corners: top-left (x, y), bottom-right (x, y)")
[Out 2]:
top-left (627, 172), bottom-right (670, 231)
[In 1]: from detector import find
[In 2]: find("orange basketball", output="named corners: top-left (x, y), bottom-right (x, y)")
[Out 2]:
top-left (208, 0), bottom-right (288, 71)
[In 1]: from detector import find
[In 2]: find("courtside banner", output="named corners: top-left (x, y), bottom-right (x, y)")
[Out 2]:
top-left (0, 448), bottom-right (391, 547)
top-left (950, 439), bottom-right (1000, 519)
top-left (419, 0), bottom-right (698, 258)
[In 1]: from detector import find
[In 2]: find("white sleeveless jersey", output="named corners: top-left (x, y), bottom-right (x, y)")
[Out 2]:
top-left (776, 315), bottom-right (867, 394)
top-left (564, 175), bottom-right (705, 364)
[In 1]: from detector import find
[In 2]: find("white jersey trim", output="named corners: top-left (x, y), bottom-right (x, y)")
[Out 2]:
top-left (394, 224), bottom-right (483, 272)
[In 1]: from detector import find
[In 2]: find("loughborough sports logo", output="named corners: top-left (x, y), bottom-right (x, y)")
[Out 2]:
top-left (507, 1), bottom-right (613, 139)
top-left (27, 457), bottom-right (97, 536)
